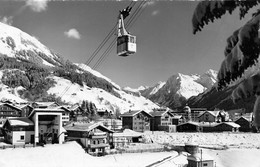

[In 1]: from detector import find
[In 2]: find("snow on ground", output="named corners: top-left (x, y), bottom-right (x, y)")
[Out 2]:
top-left (204, 148), bottom-right (260, 167)
top-left (47, 76), bottom-right (159, 113)
top-left (75, 63), bottom-right (121, 90)
top-left (143, 131), bottom-right (260, 148)
top-left (0, 141), bottom-right (178, 167)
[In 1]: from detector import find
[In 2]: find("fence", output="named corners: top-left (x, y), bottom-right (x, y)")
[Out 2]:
top-left (0, 144), bottom-right (35, 149)
top-left (105, 147), bottom-right (166, 155)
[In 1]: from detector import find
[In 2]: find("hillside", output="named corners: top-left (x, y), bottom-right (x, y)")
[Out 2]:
top-left (0, 22), bottom-right (159, 113)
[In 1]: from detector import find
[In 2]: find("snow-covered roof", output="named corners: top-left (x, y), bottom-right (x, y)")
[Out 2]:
top-left (120, 110), bottom-right (152, 117)
top-left (0, 103), bottom-right (22, 111)
top-left (6, 117), bottom-right (34, 126)
top-left (197, 110), bottom-right (220, 118)
top-left (113, 129), bottom-right (142, 137)
top-left (215, 122), bottom-right (240, 128)
top-left (28, 108), bottom-right (64, 118)
top-left (149, 110), bottom-right (173, 117)
top-left (177, 122), bottom-right (199, 127)
top-left (65, 122), bottom-right (114, 133)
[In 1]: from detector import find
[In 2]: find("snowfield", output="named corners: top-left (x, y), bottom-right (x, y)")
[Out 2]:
top-left (0, 141), bottom-right (178, 167)
top-left (1, 133), bottom-right (260, 167)
top-left (47, 76), bottom-right (159, 113)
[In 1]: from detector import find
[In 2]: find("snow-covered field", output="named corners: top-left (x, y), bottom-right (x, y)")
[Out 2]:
top-left (0, 141), bottom-right (178, 167)
top-left (1, 132), bottom-right (260, 167)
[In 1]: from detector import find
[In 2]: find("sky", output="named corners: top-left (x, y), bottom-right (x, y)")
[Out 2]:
top-left (0, 0), bottom-right (257, 88)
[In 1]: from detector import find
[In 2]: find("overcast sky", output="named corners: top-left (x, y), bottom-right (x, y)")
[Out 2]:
top-left (0, 0), bottom-right (256, 88)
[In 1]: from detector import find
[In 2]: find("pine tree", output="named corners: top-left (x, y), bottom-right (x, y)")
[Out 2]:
top-left (193, 0), bottom-right (260, 130)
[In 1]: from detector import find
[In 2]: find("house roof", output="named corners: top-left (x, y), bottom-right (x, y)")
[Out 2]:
top-left (172, 115), bottom-right (183, 119)
top-left (32, 102), bottom-right (59, 108)
top-left (198, 110), bottom-right (220, 118)
top-left (177, 122), bottom-right (199, 127)
top-left (65, 122), bottom-right (114, 133)
top-left (235, 115), bottom-right (253, 122)
top-left (215, 122), bottom-right (240, 128)
top-left (28, 108), bottom-right (64, 118)
top-left (113, 129), bottom-right (142, 137)
top-left (6, 117), bottom-right (34, 126)
top-left (120, 110), bottom-right (152, 117)
top-left (69, 105), bottom-right (82, 111)
top-left (0, 103), bottom-right (22, 111)
top-left (149, 110), bottom-right (173, 117)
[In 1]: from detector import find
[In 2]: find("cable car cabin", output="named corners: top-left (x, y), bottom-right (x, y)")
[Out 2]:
top-left (117, 35), bottom-right (136, 57)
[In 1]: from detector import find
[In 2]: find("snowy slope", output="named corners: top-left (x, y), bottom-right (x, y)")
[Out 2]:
top-left (0, 22), bottom-right (61, 67)
top-left (47, 76), bottom-right (159, 113)
top-left (75, 63), bottom-right (121, 90)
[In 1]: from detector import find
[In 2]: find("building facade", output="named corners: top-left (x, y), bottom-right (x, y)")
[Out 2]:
top-left (121, 110), bottom-right (152, 132)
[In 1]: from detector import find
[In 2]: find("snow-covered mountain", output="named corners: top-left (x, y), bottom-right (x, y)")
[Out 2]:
top-left (136, 70), bottom-right (218, 109)
top-left (0, 22), bottom-right (159, 113)
top-left (0, 22), bottom-right (63, 67)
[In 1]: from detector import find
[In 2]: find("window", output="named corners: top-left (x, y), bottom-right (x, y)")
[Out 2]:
top-left (93, 140), bottom-right (96, 144)
top-left (20, 135), bottom-right (24, 140)
top-left (92, 148), bottom-right (95, 152)
top-left (203, 163), bottom-right (208, 166)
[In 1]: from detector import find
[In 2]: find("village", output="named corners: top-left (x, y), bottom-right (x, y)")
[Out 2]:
top-left (0, 99), bottom-right (255, 160)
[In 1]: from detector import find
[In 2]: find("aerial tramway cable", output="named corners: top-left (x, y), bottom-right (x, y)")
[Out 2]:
top-left (93, 1), bottom-right (147, 70)
top-left (59, 1), bottom-right (146, 99)
top-left (85, 1), bottom-right (136, 66)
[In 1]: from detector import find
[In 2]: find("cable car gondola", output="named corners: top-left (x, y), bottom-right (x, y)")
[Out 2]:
top-left (117, 7), bottom-right (136, 57)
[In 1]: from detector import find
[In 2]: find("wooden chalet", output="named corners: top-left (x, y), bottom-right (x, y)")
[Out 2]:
top-left (2, 117), bottom-right (34, 145)
top-left (120, 110), bottom-right (152, 132)
top-left (235, 113), bottom-right (253, 132)
top-left (214, 122), bottom-right (240, 132)
top-left (113, 129), bottom-right (142, 147)
top-left (177, 122), bottom-right (200, 132)
top-left (65, 123), bottom-right (114, 156)
top-left (149, 109), bottom-right (174, 131)
top-left (0, 103), bottom-right (22, 121)
top-left (69, 105), bottom-right (85, 121)
top-left (197, 110), bottom-right (221, 123)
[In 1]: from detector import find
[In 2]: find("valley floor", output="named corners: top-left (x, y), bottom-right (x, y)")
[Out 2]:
top-left (1, 132), bottom-right (260, 167)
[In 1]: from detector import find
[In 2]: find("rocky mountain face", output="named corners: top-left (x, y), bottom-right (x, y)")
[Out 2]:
top-left (0, 22), bottom-right (159, 114)
top-left (138, 70), bottom-right (218, 109)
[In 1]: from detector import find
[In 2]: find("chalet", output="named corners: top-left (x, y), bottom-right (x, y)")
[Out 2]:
top-left (32, 102), bottom-right (60, 109)
top-left (15, 104), bottom-right (34, 117)
top-left (2, 117), bottom-right (34, 145)
top-left (65, 123), bottom-right (114, 156)
top-left (177, 122), bottom-right (200, 132)
top-left (227, 108), bottom-right (246, 121)
top-left (149, 109), bottom-right (174, 131)
top-left (171, 115), bottom-right (183, 125)
top-left (235, 113), bottom-right (253, 132)
top-left (120, 110), bottom-right (152, 132)
top-left (98, 118), bottom-right (123, 131)
top-left (113, 129), bottom-right (142, 147)
top-left (96, 105), bottom-right (111, 117)
top-left (214, 122), bottom-right (240, 132)
top-left (28, 108), bottom-right (66, 145)
top-left (0, 103), bottom-right (22, 121)
top-left (69, 105), bottom-right (85, 121)
top-left (197, 110), bottom-right (221, 123)
top-left (55, 106), bottom-right (71, 125)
